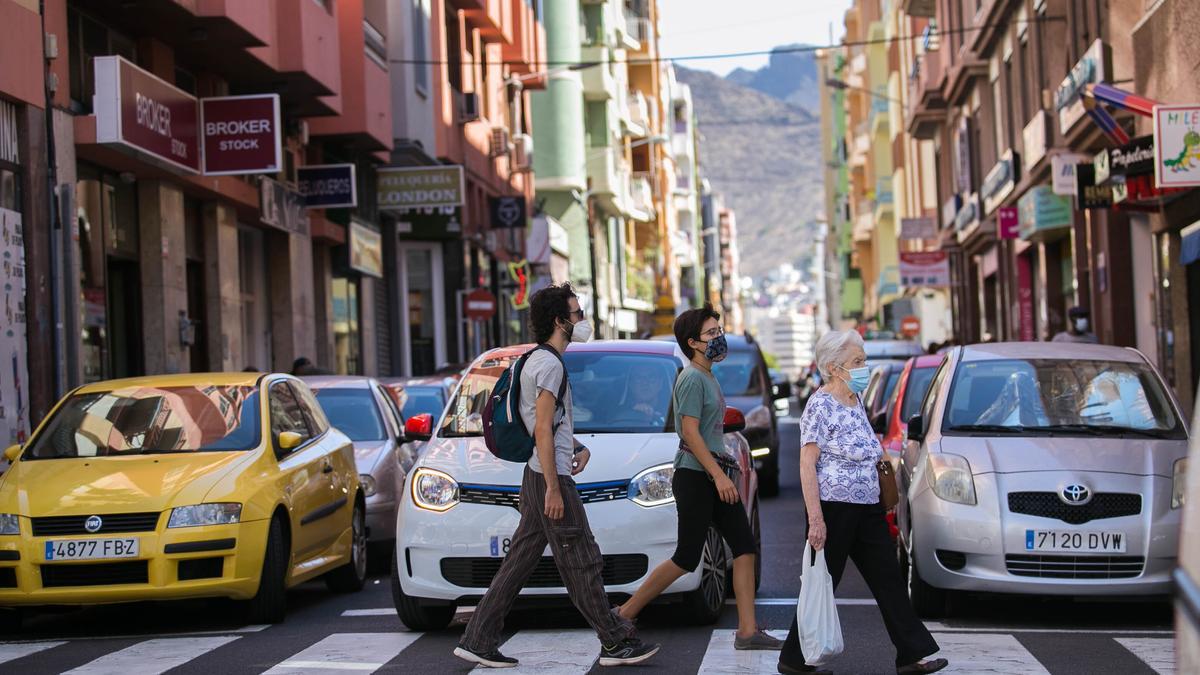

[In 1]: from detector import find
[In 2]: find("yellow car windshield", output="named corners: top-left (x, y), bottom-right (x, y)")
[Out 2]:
top-left (25, 385), bottom-right (261, 458)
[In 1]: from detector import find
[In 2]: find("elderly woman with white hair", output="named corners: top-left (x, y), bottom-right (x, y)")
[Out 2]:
top-left (778, 330), bottom-right (947, 675)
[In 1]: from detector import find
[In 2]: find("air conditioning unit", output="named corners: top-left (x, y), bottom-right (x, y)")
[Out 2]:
top-left (512, 133), bottom-right (533, 172)
top-left (457, 91), bottom-right (481, 124)
top-left (490, 126), bottom-right (511, 158)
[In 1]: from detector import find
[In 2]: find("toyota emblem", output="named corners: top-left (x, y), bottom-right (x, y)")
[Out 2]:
top-left (84, 515), bottom-right (103, 533)
top-left (1060, 484), bottom-right (1091, 505)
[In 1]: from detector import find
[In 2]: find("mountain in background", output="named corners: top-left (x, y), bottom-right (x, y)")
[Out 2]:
top-left (676, 64), bottom-right (823, 275)
top-left (726, 45), bottom-right (821, 116)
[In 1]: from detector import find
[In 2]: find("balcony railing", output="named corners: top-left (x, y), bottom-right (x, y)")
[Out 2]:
top-left (630, 175), bottom-right (655, 215)
top-left (626, 91), bottom-right (650, 134)
top-left (625, 16), bottom-right (653, 44)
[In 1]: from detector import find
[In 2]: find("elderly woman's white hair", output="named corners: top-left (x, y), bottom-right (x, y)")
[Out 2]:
top-left (814, 330), bottom-right (866, 380)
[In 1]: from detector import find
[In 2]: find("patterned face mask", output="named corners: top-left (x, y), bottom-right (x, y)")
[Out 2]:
top-left (704, 334), bottom-right (729, 362)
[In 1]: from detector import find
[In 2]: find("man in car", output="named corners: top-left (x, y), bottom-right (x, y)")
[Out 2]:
top-left (628, 368), bottom-right (667, 424)
top-left (454, 284), bottom-right (659, 669)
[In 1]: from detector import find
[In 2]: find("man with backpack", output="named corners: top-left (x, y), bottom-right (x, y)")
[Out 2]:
top-left (455, 283), bottom-right (660, 669)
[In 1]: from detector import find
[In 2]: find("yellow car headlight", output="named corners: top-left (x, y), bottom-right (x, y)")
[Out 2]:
top-left (168, 503), bottom-right (242, 528)
top-left (411, 468), bottom-right (458, 512)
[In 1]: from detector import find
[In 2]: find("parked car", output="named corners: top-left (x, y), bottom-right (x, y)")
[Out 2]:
top-left (896, 343), bottom-right (1188, 618)
top-left (391, 340), bottom-right (760, 630)
top-left (863, 361), bottom-right (907, 435)
top-left (1176, 390), bottom-right (1200, 673)
top-left (0, 373), bottom-right (367, 630)
top-left (379, 376), bottom-right (456, 474)
top-left (864, 339), bottom-right (925, 371)
top-left (711, 333), bottom-right (784, 497)
top-left (875, 355), bottom-right (945, 459)
top-left (304, 376), bottom-right (408, 548)
top-left (768, 368), bottom-right (793, 416)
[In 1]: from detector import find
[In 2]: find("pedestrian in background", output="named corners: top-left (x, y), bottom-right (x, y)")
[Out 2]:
top-left (1051, 306), bottom-right (1099, 343)
top-left (618, 304), bottom-right (782, 651)
top-left (455, 284), bottom-right (658, 669)
top-left (780, 330), bottom-right (947, 675)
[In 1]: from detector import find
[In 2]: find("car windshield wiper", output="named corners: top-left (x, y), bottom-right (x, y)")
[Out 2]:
top-left (945, 424), bottom-right (1033, 434)
top-left (1041, 423), bottom-right (1171, 439)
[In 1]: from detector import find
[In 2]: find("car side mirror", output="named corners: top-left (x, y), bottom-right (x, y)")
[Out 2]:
top-left (906, 415), bottom-right (925, 443)
top-left (405, 413), bottom-right (434, 442)
top-left (722, 407), bottom-right (746, 434)
top-left (277, 431), bottom-right (304, 451)
top-left (3, 444), bottom-right (20, 463)
top-left (871, 412), bottom-right (887, 435)
top-left (774, 381), bottom-right (792, 400)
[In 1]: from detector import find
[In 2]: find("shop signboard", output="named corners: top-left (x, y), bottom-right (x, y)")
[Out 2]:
top-left (955, 117), bottom-right (973, 194)
top-left (348, 218), bottom-right (383, 278)
top-left (1153, 104), bottom-right (1200, 188)
top-left (1054, 39), bottom-right (1110, 136)
top-left (1022, 110), bottom-right (1049, 172)
top-left (998, 206), bottom-right (1019, 239)
top-left (1018, 185), bottom-right (1073, 239)
top-left (981, 149), bottom-right (1019, 214)
top-left (953, 193), bottom-right (980, 233)
top-left (94, 55), bottom-right (201, 173)
top-left (464, 288), bottom-right (497, 321)
top-left (941, 194), bottom-right (962, 229)
top-left (489, 195), bottom-right (527, 228)
top-left (508, 259), bottom-right (531, 310)
top-left (900, 216), bottom-right (937, 240)
top-left (1093, 147), bottom-right (1111, 185)
top-left (899, 251), bottom-right (950, 288)
top-left (297, 164), bottom-right (357, 209)
top-left (1051, 151), bottom-right (1090, 195)
top-left (1075, 163), bottom-right (1111, 210)
top-left (0, 207), bottom-right (29, 445)
top-left (1016, 253), bottom-right (1035, 341)
top-left (378, 166), bottom-right (465, 210)
top-left (259, 176), bottom-right (309, 236)
top-left (1111, 135), bottom-right (1155, 177)
top-left (200, 94), bottom-right (282, 175)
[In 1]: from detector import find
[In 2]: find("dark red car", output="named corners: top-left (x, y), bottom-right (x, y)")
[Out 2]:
top-left (877, 354), bottom-right (945, 460)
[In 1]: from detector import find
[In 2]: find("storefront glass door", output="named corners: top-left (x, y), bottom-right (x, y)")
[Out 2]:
top-left (398, 242), bottom-right (446, 376)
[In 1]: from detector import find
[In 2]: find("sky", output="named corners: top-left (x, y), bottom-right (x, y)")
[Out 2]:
top-left (656, 0), bottom-right (853, 76)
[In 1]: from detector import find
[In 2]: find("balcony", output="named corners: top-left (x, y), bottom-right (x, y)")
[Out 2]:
top-left (581, 46), bottom-right (615, 101)
top-left (624, 91), bottom-right (650, 137)
top-left (625, 16), bottom-right (653, 48)
top-left (629, 175), bottom-right (655, 221)
top-left (307, 9), bottom-right (391, 150)
top-left (463, 0), bottom-right (506, 42)
top-left (503, 0), bottom-right (547, 80)
top-left (907, 49), bottom-right (947, 139)
top-left (870, 95), bottom-right (890, 137)
top-left (248, 0), bottom-right (342, 116)
top-left (587, 147), bottom-right (622, 202)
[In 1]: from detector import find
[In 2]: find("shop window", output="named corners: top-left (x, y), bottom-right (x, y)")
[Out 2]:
top-left (67, 6), bottom-right (135, 113)
top-left (331, 277), bottom-right (361, 375)
top-left (412, 0), bottom-right (430, 96)
top-left (0, 167), bottom-right (19, 211)
top-left (239, 227), bottom-right (272, 372)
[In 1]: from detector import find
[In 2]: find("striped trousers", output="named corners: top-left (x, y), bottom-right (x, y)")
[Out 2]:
top-left (460, 466), bottom-right (634, 652)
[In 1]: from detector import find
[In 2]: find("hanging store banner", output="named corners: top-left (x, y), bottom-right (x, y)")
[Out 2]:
top-left (378, 165), bottom-right (464, 210)
top-left (1018, 185), bottom-right (1073, 239)
top-left (981, 149), bottom-right (1019, 214)
top-left (1054, 39), bottom-right (1110, 136)
top-left (1110, 135), bottom-right (1155, 177)
top-left (998, 206), bottom-right (1020, 239)
top-left (94, 55), bottom-right (201, 173)
top-left (1153, 104), bottom-right (1200, 188)
top-left (1075, 163), bottom-right (1112, 210)
top-left (0, 208), bottom-right (29, 446)
top-left (1051, 152), bottom-right (1090, 196)
top-left (899, 251), bottom-right (950, 288)
top-left (259, 176), bottom-right (310, 235)
top-left (348, 218), bottom-right (383, 278)
top-left (900, 216), bottom-right (937, 240)
top-left (489, 195), bottom-right (527, 229)
top-left (508, 259), bottom-right (531, 310)
top-left (200, 94), bottom-right (282, 175)
top-left (298, 164), bottom-right (358, 209)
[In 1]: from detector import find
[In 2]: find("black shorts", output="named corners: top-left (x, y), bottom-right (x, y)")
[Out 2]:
top-left (670, 467), bottom-right (757, 572)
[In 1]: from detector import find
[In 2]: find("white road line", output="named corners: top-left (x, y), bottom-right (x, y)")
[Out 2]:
top-left (265, 632), bottom-right (422, 674)
top-left (926, 633), bottom-right (1049, 675)
top-left (0, 641), bottom-right (67, 665)
top-left (924, 622), bottom-right (1174, 636)
top-left (488, 629), bottom-right (600, 673)
top-left (697, 629), bottom-right (789, 674)
top-left (0, 624), bottom-right (269, 645)
top-left (63, 636), bottom-right (240, 675)
top-left (340, 609), bottom-right (395, 617)
top-left (1115, 637), bottom-right (1176, 674)
top-left (724, 597), bottom-right (874, 606)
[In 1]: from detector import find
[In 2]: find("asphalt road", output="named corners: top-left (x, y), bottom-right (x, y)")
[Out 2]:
top-left (0, 403), bottom-right (1178, 674)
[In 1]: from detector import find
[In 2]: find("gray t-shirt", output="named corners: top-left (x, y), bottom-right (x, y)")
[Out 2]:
top-left (519, 348), bottom-right (574, 475)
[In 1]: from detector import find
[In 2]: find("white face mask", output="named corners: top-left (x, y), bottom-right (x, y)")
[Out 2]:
top-left (1074, 317), bottom-right (1089, 333)
top-left (570, 319), bottom-right (593, 343)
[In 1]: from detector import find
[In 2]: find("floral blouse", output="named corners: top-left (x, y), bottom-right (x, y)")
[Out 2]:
top-left (800, 391), bottom-right (883, 504)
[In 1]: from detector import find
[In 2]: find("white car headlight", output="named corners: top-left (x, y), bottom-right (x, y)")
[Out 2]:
top-left (745, 405), bottom-right (772, 431)
top-left (360, 473), bottom-right (378, 497)
top-left (1173, 458), bottom-right (1188, 509)
top-left (412, 468), bottom-right (459, 512)
top-left (0, 514), bottom-right (18, 535)
top-left (628, 464), bottom-right (675, 507)
top-left (167, 503), bottom-right (242, 528)
top-left (927, 453), bottom-right (976, 505)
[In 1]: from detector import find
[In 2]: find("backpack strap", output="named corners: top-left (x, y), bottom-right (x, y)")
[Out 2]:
top-left (531, 343), bottom-right (569, 414)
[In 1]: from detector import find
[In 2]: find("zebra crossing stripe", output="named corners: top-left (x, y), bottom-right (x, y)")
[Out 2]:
top-left (264, 632), bottom-right (422, 674)
top-left (1114, 637), bottom-right (1176, 675)
top-left (340, 609), bottom-right (393, 617)
top-left (697, 629), bottom-right (789, 674)
top-left (0, 641), bottom-right (67, 665)
top-left (63, 636), bottom-right (240, 675)
top-left (490, 629), bottom-right (600, 673)
top-left (927, 633), bottom-right (1049, 674)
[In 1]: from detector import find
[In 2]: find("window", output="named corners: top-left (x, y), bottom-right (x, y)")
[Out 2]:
top-left (270, 382), bottom-right (310, 443)
top-left (412, 0), bottom-right (429, 96)
top-left (585, 101), bottom-right (607, 147)
top-left (445, 3), bottom-right (463, 93)
top-left (293, 383), bottom-right (330, 435)
top-left (364, 20), bottom-right (387, 68)
top-left (67, 7), bottom-right (135, 113)
top-left (314, 388), bottom-right (385, 442)
top-left (1018, 36), bottom-right (1033, 126)
top-left (920, 359), bottom-right (950, 426)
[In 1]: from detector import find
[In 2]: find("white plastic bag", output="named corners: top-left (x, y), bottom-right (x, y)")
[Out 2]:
top-left (797, 542), bottom-right (844, 665)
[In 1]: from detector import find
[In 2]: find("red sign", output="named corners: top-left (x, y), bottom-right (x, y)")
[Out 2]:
top-left (1016, 254), bottom-right (1035, 341)
top-left (201, 95), bottom-right (282, 175)
top-left (94, 56), bottom-right (200, 173)
top-left (900, 316), bottom-right (921, 336)
top-left (464, 288), bottom-right (497, 321)
top-left (508, 259), bottom-right (530, 310)
top-left (998, 206), bottom-right (1020, 239)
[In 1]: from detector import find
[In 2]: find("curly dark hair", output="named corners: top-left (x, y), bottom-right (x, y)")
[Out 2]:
top-left (674, 303), bottom-right (721, 359)
top-left (529, 283), bottom-right (578, 344)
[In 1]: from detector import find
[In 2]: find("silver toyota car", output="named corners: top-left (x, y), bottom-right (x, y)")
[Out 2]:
top-left (895, 342), bottom-right (1189, 617)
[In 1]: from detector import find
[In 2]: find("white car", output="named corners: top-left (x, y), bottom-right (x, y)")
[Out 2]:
top-left (391, 340), bottom-right (760, 630)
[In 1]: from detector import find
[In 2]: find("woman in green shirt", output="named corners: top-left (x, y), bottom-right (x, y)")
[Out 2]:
top-left (617, 304), bottom-right (782, 651)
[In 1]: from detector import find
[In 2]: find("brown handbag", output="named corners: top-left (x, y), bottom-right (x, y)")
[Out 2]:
top-left (877, 460), bottom-right (899, 510)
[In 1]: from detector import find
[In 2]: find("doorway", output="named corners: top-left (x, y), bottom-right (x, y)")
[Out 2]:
top-left (397, 242), bottom-right (446, 376)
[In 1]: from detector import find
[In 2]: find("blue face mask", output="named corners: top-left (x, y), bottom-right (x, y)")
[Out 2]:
top-left (841, 365), bottom-right (871, 393)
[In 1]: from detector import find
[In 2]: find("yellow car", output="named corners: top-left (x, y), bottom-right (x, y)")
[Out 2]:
top-left (0, 373), bottom-right (367, 630)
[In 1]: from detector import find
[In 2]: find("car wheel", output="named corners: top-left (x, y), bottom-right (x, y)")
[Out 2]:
top-left (326, 498), bottom-right (368, 593)
top-left (751, 499), bottom-right (762, 592)
top-left (391, 552), bottom-right (455, 631)
top-left (680, 526), bottom-right (729, 625)
top-left (905, 529), bottom-right (946, 619)
top-left (245, 515), bottom-right (288, 624)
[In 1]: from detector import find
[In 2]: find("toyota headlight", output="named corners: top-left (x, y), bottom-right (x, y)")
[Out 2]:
top-left (167, 503), bottom-right (242, 528)
top-left (0, 514), bottom-right (18, 535)
top-left (412, 468), bottom-right (459, 512)
top-left (1173, 458), bottom-right (1188, 509)
top-left (360, 473), bottom-right (378, 497)
top-left (927, 453), bottom-right (976, 505)
top-left (629, 464), bottom-right (675, 507)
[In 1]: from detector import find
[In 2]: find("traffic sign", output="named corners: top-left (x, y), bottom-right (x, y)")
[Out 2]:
top-left (900, 316), bottom-right (921, 336)
top-left (464, 288), bottom-right (497, 321)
